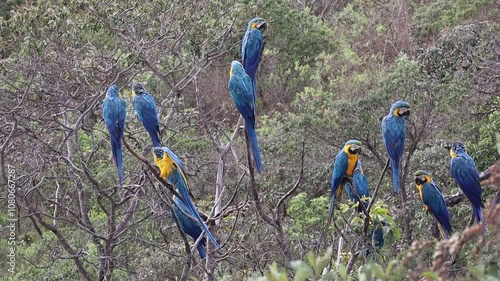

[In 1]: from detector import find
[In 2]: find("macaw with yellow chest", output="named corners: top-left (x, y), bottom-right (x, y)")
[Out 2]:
top-left (242, 17), bottom-right (267, 98)
top-left (344, 160), bottom-right (385, 253)
top-left (344, 161), bottom-right (370, 213)
top-left (133, 83), bottom-right (162, 147)
top-left (450, 141), bottom-right (485, 228)
top-left (228, 60), bottom-right (263, 173)
top-left (414, 170), bottom-right (452, 239)
top-left (382, 100), bottom-right (410, 193)
top-left (329, 140), bottom-right (362, 221)
top-left (102, 85), bottom-right (126, 186)
top-left (153, 147), bottom-right (221, 250)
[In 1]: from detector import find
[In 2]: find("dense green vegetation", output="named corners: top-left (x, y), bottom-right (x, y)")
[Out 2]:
top-left (0, 0), bottom-right (499, 280)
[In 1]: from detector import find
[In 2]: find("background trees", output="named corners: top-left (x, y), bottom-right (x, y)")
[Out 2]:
top-left (0, 0), bottom-right (498, 280)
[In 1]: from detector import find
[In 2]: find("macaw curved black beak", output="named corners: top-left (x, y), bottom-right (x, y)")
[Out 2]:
top-left (257, 21), bottom-right (267, 31)
top-left (399, 107), bottom-right (410, 118)
top-left (415, 176), bottom-right (424, 185)
top-left (349, 145), bottom-right (362, 154)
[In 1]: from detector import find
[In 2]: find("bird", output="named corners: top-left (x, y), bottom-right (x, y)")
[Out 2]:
top-left (102, 85), bottom-right (126, 186)
top-left (228, 60), bottom-right (263, 173)
top-left (152, 147), bottom-right (221, 250)
top-left (241, 17), bottom-right (267, 98)
top-left (133, 83), bottom-right (162, 147)
top-left (343, 161), bottom-right (385, 254)
top-left (366, 223), bottom-right (385, 257)
top-left (382, 100), bottom-right (410, 193)
top-left (171, 193), bottom-right (207, 259)
top-left (329, 140), bottom-right (362, 221)
top-left (450, 141), bottom-right (486, 228)
top-left (344, 161), bottom-right (370, 213)
top-left (414, 170), bottom-right (453, 239)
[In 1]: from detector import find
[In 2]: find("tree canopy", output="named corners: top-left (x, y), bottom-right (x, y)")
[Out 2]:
top-left (0, 0), bottom-right (499, 280)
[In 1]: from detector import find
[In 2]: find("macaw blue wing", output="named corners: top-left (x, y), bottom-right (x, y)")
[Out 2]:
top-left (168, 169), bottom-right (221, 249)
top-left (381, 115), bottom-right (406, 193)
top-left (422, 182), bottom-right (452, 239)
top-left (345, 167), bottom-right (370, 212)
top-left (103, 85), bottom-right (126, 186)
top-left (133, 93), bottom-right (161, 147)
top-left (161, 146), bottom-right (185, 173)
top-left (172, 196), bottom-right (207, 259)
top-left (329, 151), bottom-right (348, 219)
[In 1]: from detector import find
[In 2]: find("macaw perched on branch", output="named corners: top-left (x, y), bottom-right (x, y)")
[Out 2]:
top-left (152, 147), bottom-right (221, 250)
top-left (102, 85), bottom-right (126, 186)
top-left (133, 83), bottom-right (162, 147)
top-left (344, 161), bottom-right (385, 252)
top-left (329, 140), bottom-right (362, 221)
top-left (228, 61), bottom-right (263, 173)
top-left (172, 194), bottom-right (207, 259)
top-left (344, 161), bottom-right (370, 213)
top-left (242, 17), bottom-right (267, 98)
top-left (382, 100), bottom-right (410, 193)
top-left (450, 141), bottom-right (485, 228)
top-left (414, 170), bottom-right (452, 239)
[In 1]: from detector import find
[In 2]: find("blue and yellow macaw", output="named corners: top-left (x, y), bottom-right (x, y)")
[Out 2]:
top-left (228, 61), bottom-right (263, 173)
top-left (343, 161), bottom-right (385, 253)
top-left (366, 223), bottom-right (385, 257)
top-left (133, 83), bottom-right (162, 147)
top-left (344, 161), bottom-right (370, 213)
top-left (152, 147), bottom-right (221, 250)
top-left (382, 100), bottom-right (410, 193)
top-left (414, 170), bottom-right (452, 239)
top-left (242, 17), bottom-right (267, 98)
top-left (329, 140), bottom-right (362, 220)
top-left (450, 141), bottom-right (485, 227)
top-left (102, 85), bottom-right (126, 186)
top-left (172, 193), bottom-right (207, 259)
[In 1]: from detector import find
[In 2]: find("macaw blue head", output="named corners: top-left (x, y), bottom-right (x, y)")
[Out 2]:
top-left (247, 17), bottom-right (267, 32)
top-left (107, 85), bottom-right (119, 97)
top-left (133, 82), bottom-right (147, 95)
top-left (344, 140), bottom-right (362, 155)
top-left (414, 170), bottom-right (431, 185)
top-left (153, 147), bottom-right (165, 160)
top-left (230, 60), bottom-right (245, 77)
top-left (390, 100), bottom-right (410, 118)
top-left (450, 141), bottom-right (466, 157)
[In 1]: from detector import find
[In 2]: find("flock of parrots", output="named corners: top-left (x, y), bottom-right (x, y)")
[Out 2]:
top-left (101, 17), bottom-right (486, 260)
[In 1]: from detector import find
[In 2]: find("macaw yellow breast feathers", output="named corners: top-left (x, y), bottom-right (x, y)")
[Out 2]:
top-left (154, 152), bottom-right (176, 179)
top-left (251, 22), bottom-right (257, 29)
top-left (449, 148), bottom-right (456, 158)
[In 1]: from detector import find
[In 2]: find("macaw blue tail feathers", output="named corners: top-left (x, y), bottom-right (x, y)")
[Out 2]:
top-left (197, 239), bottom-right (207, 259)
top-left (438, 224), bottom-right (450, 240)
top-left (390, 160), bottom-right (400, 193)
top-left (245, 120), bottom-right (263, 174)
top-left (111, 138), bottom-right (124, 186)
top-left (472, 204), bottom-right (486, 234)
top-left (328, 194), bottom-right (336, 221)
top-left (251, 79), bottom-right (257, 99)
top-left (150, 130), bottom-right (162, 148)
top-left (175, 173), bottom-right (221, 249)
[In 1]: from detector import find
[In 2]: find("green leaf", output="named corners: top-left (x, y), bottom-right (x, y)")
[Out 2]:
top-left (421, 271), bottom-right (439, 280)
top-left (469, 264), bottom-right (485, 279)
